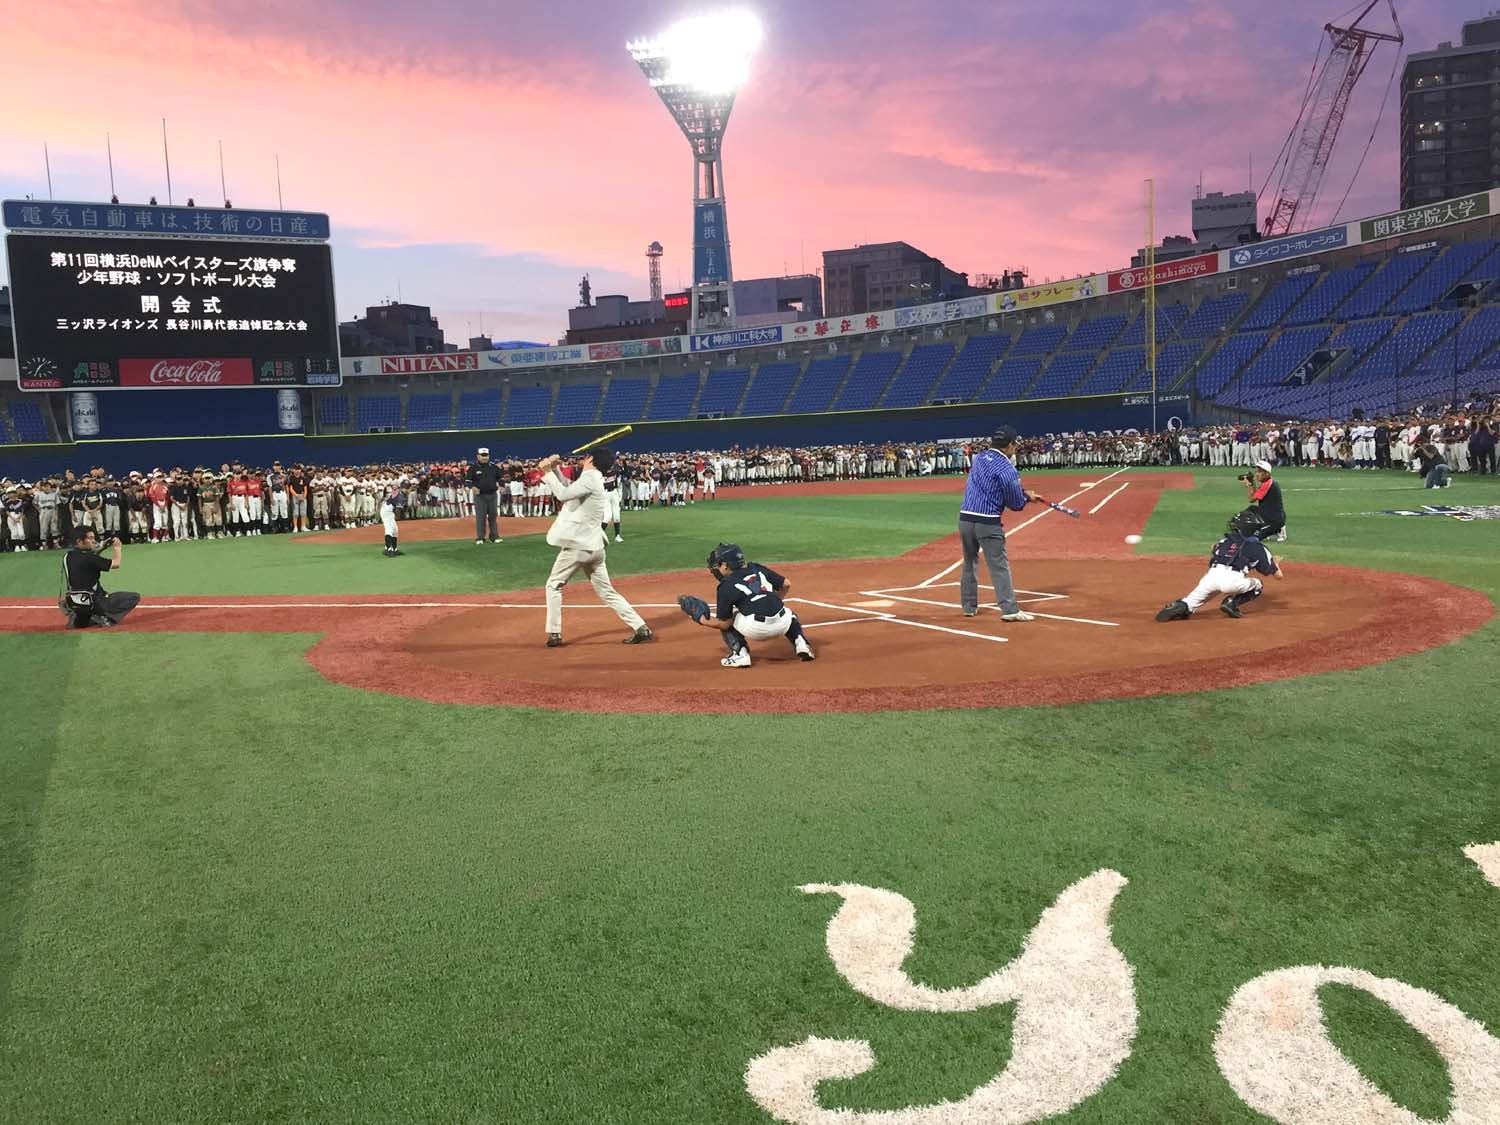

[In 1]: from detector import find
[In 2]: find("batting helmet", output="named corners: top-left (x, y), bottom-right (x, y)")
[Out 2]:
top-left (707, 542), bottom-right (747, 574)
top-left (1227, 509), bottom-right (1271, 538)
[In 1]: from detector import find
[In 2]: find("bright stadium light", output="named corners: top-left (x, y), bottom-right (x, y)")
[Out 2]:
top-left (629, 10), bottom-right (763, 335)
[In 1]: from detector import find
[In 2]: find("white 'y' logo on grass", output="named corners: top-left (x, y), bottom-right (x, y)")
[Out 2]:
top-left (744, 870), bottom-right (1137, 1123)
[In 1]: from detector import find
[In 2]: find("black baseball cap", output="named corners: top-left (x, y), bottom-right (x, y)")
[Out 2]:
top-left (993, 425), bottom-right (1019, 447)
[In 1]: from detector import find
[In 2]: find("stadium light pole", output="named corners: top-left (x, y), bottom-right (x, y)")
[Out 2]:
top-left (629, 10), bottom-right (762, 337)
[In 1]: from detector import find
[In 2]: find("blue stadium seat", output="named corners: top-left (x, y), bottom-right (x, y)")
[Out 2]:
top-left (1322, 319), bottom-right (1393, 380)
top-left (1335, 248), bottom-right (1438, 320)
top-left (552, 382), bottom-right (602, 426)
top-left (976, 355), bottom-right (1044, 401)
top-left (456, 389), bottom-right (502, 429)
top-left (1010, 323), bottom-right (1069, 354)
top-left (1125, 343), bottom-right (1199, 392)
top-left (930, 334), bottom-right (1009, 402)
top-left (1065, 313), bottom-right (1127, 352)
top-left (1076, 348), bottom-right (1144, 396)
top-left (832, 350), bottom-right (902, 411)
top-left (786, 355), bottom-right (851, 413)
top-left (880, 343), bottom-right (954, 408)
top-left (647, 373), bottom-right (702, 420)
top-left (1387, 240), bottom-right (1500, 314)
top-left (505, 385), bottom-right (554, 426)
top-left (317, 395), bottom-right (349, 426)
top-left (1240, 273), bottom-right (1320, 331)
top-left (600, 378), bottom-right (649, 423)
top-left (406, 393), bottom-right (452, 431)
top-left (1454, 306), bottom-right (1500, 371)
top-left (1234, 326), bottom-right (1330, 389)
top-left (1195, 331), bottom-right (1270, 396)
top-left (1340, 310), bottom-right (1462, 384)
top-left (738, 361), bottom-right (800, 415)
top-left (355, 394), bottom-right (402, 433)
top-left (9, 400), bottom-right (49, 442)
top-left (1026, 351), bottom-right (1095, 399)
top-left (1176, 292), bottom-right (1249, 339)
top-left (1117, 303), bottom-right (1189, 345)
top-left (1281, 262), bottom-right (1377, 326)
top-left (696, 369), bottom-right (749, 415)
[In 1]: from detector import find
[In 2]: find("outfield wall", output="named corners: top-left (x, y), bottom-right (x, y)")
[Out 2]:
top-left (0, 392), bottom-right (1188, 477)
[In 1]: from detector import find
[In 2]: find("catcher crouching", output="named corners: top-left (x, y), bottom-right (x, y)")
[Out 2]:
top-left (680, 543), bottom-right (815, 667)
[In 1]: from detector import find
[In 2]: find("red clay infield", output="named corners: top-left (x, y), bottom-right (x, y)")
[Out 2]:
top-left (2, 473), bottom-right (1490, 713)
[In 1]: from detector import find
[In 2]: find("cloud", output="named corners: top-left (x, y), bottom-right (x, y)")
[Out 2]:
top-left (0, 0), bottom-right (1434, 338)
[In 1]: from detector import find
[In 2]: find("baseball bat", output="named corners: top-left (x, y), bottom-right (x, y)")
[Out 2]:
top-left (571, 424), bottom-right (633, 455)
top-left (1045, 499), bottom-right (1081, 519)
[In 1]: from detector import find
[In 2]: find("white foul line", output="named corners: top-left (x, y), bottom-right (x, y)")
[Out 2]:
top-left (917, 466), bottom-right (1128, 587)
top-left (1087, 481), bottom-right (1130, 515)
top-left (0, 601), bottom-right (683, 612)
top-left (858, 590), bottom-right (1119, 627)
top-left (800, 616), bottom-right (887, 630)
top-left (790, 598), bottom-right (1008, 644)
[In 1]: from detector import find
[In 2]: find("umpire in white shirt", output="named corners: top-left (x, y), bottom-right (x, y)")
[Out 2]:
top-left (536, 447), bottom-right (653, 648)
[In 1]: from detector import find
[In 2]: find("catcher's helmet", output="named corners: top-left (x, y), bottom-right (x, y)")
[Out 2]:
top-left (708, 542), bottom-right (747, 573)
top-left (1227, 509), bottom-right (1271, 538)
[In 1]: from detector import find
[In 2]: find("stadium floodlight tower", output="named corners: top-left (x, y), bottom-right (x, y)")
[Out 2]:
top-left (628, 10), bottom-right (762, 337)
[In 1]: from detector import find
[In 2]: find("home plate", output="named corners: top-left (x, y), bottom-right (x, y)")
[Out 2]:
top-left (850, 599), bottom-right (896, 608)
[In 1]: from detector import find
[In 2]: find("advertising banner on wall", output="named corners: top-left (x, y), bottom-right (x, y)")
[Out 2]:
top-left (1228, 225), bottom-right (1348, 270)
top-left (690, 325), bottom-right (783, 352)
top-left (896, 295), bottom-right (990, 327)
top-left (276, 389), bottom-right (303, 431)
top-left (586, 336), bottom-right (685, 361)
top-left (693, 200), bottom-right (729, 286)
top-left (994, 276), bottom-right (1104, 312)
top-left (70, 391), bottom-right (101, 437)
top-left (788, 312), bottom-right (890, 341)
top-left (379, 353), bottom-right (479, 375)
top-left (1360, 191), bottom-right (1490, 243)
top-left (3, 199), bottom-right (331, 241)
top-left (481, 345), bottom-right (587, 369)
top-left (1108, 253), bottom-right (1217, 293)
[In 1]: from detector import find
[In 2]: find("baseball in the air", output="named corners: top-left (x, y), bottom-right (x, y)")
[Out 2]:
top-left (1124, 534), bottom-right (1143, 545)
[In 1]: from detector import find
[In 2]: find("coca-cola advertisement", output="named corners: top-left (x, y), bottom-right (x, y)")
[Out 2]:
top-left (7, 230), bottom-right (340, 391)
top-left (118, 358), bottom-right (255, 387)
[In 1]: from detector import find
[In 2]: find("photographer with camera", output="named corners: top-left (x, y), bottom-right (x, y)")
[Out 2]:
top-left (1238, 459), bottom-right (1286, 542)
top-left (59, 527), bottom-right (140, 630)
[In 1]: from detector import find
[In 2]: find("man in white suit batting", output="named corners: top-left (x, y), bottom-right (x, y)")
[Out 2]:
top-left (536, 447), bottom-right (654, 649)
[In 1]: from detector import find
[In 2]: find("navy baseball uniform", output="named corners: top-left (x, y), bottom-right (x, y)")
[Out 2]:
top-left (1157, 512), bottom-right (1283, 621)
top-left (709, 544), bottom-right (814, 666)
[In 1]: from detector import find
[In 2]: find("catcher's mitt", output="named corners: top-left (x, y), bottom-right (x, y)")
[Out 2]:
top-left (677, 594), bottom-right (711, 624)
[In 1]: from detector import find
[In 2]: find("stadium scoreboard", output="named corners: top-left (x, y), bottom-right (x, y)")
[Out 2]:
top-left (4, 202), bottom-right (341, 391)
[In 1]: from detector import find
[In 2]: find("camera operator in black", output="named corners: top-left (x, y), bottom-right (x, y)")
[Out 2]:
top-left (60, 527), bottom-right (140, 629)
top-left (701, 543), bottom-right (815, 667)
top-left (1238, 459), bottom-right (1286, 541)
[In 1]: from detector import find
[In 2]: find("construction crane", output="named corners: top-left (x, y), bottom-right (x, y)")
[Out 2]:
top-left (1262, 0), bottom-right (1403, 237)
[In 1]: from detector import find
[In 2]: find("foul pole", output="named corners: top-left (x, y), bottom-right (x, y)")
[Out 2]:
top-left (1146, 178), bottom-right (1158, 434)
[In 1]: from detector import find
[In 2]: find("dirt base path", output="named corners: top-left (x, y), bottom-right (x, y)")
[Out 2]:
top-left (2, 471), bottom-right (1487, 713)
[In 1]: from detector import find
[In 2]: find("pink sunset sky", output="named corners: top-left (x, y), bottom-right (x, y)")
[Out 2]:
top-left (0, 0), bottom-right (1473, 342)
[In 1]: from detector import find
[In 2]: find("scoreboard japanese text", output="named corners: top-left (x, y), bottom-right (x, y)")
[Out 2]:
top-left (6, 232), bottom-right (341, 390)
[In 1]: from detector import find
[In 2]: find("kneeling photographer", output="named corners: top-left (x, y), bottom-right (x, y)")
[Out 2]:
top-left (59, 526), bottom-right (140, 630)
top-left (1238, 459), bottom-right (1286, 541)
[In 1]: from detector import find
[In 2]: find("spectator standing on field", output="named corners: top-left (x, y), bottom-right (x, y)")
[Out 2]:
top-left (957, 425), bottom-right (1046, 623)
top-left (467, 447), bottom-right (504, 544)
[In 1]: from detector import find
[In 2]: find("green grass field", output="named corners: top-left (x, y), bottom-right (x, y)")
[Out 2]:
top-left (2, 468), bottom-right (1498, 1123)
